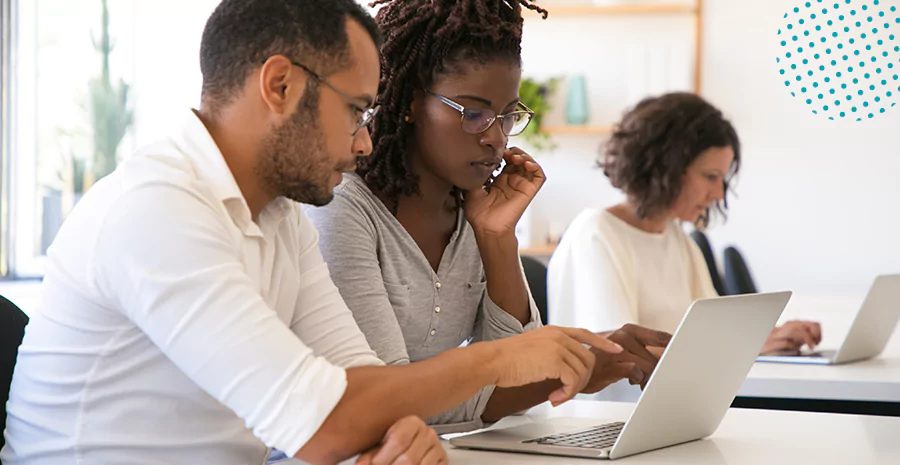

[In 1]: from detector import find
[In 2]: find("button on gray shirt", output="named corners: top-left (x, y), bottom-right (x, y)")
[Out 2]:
top-left (305, 173), bottom-right (542, 433)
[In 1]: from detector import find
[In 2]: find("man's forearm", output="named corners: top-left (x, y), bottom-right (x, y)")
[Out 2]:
top-left (295, 342), bottom-right (500, 464)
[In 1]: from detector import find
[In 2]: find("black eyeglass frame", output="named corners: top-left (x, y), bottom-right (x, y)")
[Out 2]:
top-left (260, 57), bottom-right (379, 136)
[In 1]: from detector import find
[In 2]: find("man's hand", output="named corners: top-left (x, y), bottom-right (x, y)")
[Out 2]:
top-left (355, 416), bottom-right (446, 465)
top-left (583, 324), bottom-right (672, 393)
top-left (488, 326), bottom-right (623, 406)
top-left (760, 320), bottom-right (822, 356)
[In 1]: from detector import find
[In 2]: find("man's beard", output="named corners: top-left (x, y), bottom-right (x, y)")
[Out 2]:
top-left (256, 82), bottom-right (337, 207)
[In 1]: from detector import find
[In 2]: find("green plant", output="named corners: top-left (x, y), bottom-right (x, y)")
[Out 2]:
top-left (518, 76), bottom-right (560, 152)
top-left (88, 0), bottom-right (133, 184)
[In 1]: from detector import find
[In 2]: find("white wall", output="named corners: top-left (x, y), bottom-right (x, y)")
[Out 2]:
top-left (701, 0), bottom-right (900, 295)
top-left (521, 0), bottom-right (900, 296)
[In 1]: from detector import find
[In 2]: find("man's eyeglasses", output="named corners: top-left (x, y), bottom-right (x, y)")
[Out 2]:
top-left (425, 90), bottom-right (534, 137)
top-left (262, 58), bottom-right (379, 136)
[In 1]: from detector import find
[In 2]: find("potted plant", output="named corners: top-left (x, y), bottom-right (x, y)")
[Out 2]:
top-left (518, 76), bottom-right (560, 152)
top-left (87, 0), bottom-right (133, 185)
top-left (42, 0), bottom-right (133, 253)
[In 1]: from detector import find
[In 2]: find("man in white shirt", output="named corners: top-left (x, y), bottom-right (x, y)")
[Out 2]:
top-left (1, 1), bottom-right (629, 464)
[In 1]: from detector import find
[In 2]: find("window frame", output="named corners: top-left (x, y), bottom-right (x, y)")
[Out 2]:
top-left (6, 0), bottom-right (45, 278)
top-left (1, 0), bottom-right (16, 278)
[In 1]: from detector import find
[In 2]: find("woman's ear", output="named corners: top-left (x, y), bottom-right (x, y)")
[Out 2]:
top-left (402, 102), bottom-right (416, 123)
top-left (407, 88), bottom-right (428, 124)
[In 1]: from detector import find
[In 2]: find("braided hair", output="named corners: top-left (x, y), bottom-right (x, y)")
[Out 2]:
top-left (357, 0), bottom-right (547, 201)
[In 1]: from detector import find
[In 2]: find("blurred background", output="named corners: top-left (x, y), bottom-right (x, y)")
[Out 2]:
top-left (1, 0), bottom-right (898, 310)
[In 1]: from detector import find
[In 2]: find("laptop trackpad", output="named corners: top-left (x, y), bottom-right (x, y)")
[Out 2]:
top-left (778, 349), bottom-right (836, 358)
top-left (756, 349), bottom-right (836, 364)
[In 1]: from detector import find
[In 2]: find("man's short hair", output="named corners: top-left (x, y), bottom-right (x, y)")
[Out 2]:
top-left (200, 0), bottom-right (380, 110)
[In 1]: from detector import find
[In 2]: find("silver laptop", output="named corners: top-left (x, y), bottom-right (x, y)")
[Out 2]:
top-left (450, 291), bottom-right (792, 460)
top-left (756, 274), bottom-right (900, 365)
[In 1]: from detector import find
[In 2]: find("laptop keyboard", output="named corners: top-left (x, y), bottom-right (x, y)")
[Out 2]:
top-left (523, 422), bottom-right (625, 449)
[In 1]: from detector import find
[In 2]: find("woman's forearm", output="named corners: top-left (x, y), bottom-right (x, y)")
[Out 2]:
top-left (474, 230), bottom-right (531, 325)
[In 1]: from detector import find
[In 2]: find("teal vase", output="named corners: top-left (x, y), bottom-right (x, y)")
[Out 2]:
top-left (565, 75), bottom-right (589, 126)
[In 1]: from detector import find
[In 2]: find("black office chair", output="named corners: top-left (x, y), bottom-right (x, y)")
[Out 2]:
top-left (520, 255), bottom-right (549, 325)
top-left (723, 246), bottom-right (758, 295)
top-left (689, 230), bottom-right (727, 296)
top-left (1, 295), bottom-right (29, 451)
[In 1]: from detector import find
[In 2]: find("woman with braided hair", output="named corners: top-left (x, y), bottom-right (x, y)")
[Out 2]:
top-left (306, 0), bottom-right (668, 433)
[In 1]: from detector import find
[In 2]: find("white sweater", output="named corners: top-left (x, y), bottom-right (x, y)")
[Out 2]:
top-left (547, 209), bottom-right (718, 334)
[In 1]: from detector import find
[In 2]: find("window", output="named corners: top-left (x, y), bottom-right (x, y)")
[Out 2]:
top-left (1, 0), bottom-right (375, 278)
top-left (4, 0), bottom-right (219, 277)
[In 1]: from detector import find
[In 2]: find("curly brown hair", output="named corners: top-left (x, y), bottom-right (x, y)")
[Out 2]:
top-left (357, 0), bottom-right (547, 201)
top-left (600, 92), bottom-right (741, 226)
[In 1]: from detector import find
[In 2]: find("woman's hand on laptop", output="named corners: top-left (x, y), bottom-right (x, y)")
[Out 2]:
top-left (582, 324), bottom-right (673, 392)
top-left (488, 326), bottom-right (624, 407)
top-left (760, 320), bottom-right (822, 356)
top-left (355, 416), bottom-right (447, 465)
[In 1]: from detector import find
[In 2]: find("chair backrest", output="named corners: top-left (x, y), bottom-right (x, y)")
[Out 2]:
top-left (723, 246), bottom-right (758, 295)
top-left (520, 255), bottom-right (549, 325)
top-left (1, 295), bottom-right (29, 451)
top-left (689, 230), bottom-right (726, 296)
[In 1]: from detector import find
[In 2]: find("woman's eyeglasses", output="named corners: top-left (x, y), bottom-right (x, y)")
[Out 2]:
top-left (425, 90), bottom-right (534, 137)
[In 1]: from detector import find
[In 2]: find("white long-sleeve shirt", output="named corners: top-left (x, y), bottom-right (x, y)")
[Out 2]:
top-left (547, 208), bottom-right (718, 334)
top-left (1, 111), bottom-right (382, 465)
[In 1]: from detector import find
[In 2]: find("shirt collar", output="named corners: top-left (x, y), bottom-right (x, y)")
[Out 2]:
top-left (176, 109), bottom-right (293, 238)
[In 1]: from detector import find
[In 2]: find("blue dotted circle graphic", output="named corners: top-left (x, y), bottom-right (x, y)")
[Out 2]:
top-left (779, 0), bottom-right (900, 120)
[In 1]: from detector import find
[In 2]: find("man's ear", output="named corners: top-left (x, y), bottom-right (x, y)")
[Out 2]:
top-left (259, 55), bottom-right (306, 115)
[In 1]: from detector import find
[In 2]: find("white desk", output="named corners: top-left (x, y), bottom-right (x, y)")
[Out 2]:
top-left (446, 400), bottom-right (900, 464)
top-left (742, 294), bottom-right (900, 401)
top-left (736, 293), bottom-right (900, 415)
top-left (590, 294), bottom-right (900, 414)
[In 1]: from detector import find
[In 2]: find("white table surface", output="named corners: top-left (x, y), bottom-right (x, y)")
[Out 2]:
top-left (445, 400), bottom-right (900, 464)
top-left (591, 293), bottom-right (900, 404)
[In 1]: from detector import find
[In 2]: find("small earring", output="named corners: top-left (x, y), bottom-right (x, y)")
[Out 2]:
top-left (404, 115), bottom-right (411, 122)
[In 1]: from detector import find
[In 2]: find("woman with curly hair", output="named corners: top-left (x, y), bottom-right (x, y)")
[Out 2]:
top-left (548, 92), bottom-right (821, 357)
top-left (306, 0), bottom-right (669, 433)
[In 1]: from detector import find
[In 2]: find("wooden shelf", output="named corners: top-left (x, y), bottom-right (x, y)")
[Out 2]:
top-left (543, 3), bottom-right (696, 17)
top-left (520, 244), bottom-right (559, 256)
top-left (529, 0), bottom-right (705, 98)
top-left (540, 125), bottom-right (614, 135)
